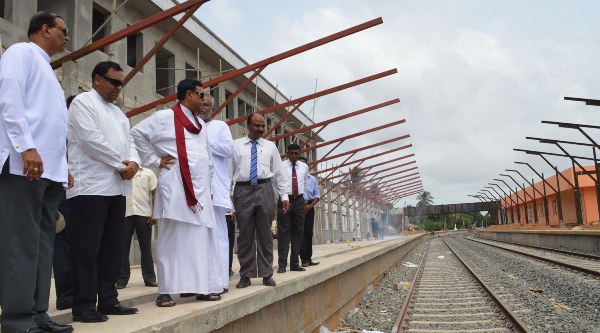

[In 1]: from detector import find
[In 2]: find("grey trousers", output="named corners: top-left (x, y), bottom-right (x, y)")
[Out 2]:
top-left (0, 172), bottom-right (63, 333)
top-left (233, 183), bottom-right (275, 278)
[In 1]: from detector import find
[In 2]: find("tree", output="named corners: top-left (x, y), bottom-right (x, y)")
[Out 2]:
top-left (416, 191), bottom-right (434, 207)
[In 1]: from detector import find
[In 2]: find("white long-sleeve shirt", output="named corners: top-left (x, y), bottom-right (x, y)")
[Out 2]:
top-left (0, 42), bottom-right (68, 183)
top-left (205, 119), bottom-right (234, 209)
top-left (232, 137), bottom-right (290, 201)
top-left (130, 106), bottom-right (215, 228)
top-left (66, 89), bottom-right (140, 198)
top-left (282, 159), bottom-right (309, 195)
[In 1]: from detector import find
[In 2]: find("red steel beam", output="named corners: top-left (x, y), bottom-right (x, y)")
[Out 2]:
top-left (310, 134), bottom-right (410, 166)
top-left (319, 153), bottom-right (360, 183)
top-left (300, 124), bottom-right (328, 149)
top-left (124, 2), bottom-right (201, 84)
top-left (52, 0), bottom-right (207, 69)
top-left (262, 102), bottom-right (304, 138)
top-left (325, 158), bottom-right (416, 182)
top-left (314, 140), bottom-right (346, 167)
top-left (126, 18), bottom-right (385, 118)
top-left (270, 97), bottom-right (399, 141)
top-left (320, 165), bottom-right (373, 198)
top-left (314, 147), bottom-right (413, 175)
top-left (209, 66), bottom-right (266, 119)
top-left (380, 179), bottom-right (422, 192)
top-left (333, 167), bottom-right (417, 197)
top-left (231, 69), bottom-right (396, 126)
top-left (358, 171), bottom-right (419, 187)
top-left (301, 119), bottom-right (406, 153)
top-left (345, 165), bottom-right (417, 187)
top-left (385, 187), bottom-right (423, 201)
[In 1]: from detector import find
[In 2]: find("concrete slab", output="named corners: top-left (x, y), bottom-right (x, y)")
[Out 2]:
top-left (42, 234), bottom-right (424, 332)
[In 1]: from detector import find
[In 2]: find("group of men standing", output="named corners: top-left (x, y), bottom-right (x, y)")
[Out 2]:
top-left (0, 11), bottom-right (321, 333)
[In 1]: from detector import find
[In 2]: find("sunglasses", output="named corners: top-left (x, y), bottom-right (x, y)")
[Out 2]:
top-left (100, 74), bottom-right (125, 87)
top-left (190, 90), bottom-right (205, 99)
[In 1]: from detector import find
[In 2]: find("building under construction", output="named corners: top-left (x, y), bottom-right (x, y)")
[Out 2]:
top-left (0, 0), bottom-right (396, 244)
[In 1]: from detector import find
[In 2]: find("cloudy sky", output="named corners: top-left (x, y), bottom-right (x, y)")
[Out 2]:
top-left (197, 1), bottom-right (600, 207)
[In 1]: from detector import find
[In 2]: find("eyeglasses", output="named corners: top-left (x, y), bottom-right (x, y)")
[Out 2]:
top-left (190, 90), bottom-right (205, 99)
top-left (100, 74), bottom-right (125, 87)
top-left (51, 26), bottom-right (69, 37)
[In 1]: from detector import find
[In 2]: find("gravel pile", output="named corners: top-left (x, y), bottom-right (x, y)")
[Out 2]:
top-left (340, 241), bottom-right (429, 333)
top-left (445, 236), bottom-right (600, 333)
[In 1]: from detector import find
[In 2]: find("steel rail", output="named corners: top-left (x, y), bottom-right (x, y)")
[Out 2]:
top-left (443, 238), bottom-right (531, 333)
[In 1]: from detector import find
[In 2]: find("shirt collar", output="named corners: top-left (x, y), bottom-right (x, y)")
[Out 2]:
top-left (29, 42), bottom-right (51, 62)
top-left (244, 136), bottom-right (263, 145)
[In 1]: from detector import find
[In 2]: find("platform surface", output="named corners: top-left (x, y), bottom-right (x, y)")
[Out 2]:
top-left (45, 235), bottom-right (417, 332)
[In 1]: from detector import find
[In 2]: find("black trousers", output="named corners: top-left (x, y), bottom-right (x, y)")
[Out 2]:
top-left (69, 195), bottom-right (125, 315)
top-left (277, 196), bottom-right (305, 268)
top-left (117, 215), bottom-right (156, 286)
top-left (0, 166), bottom-right (63, 332)
top-left (226, 214), bottom-right (235, 271)
top-left (53, 197), bottom-right (73, 310)
top-left (300, 206), bottom-right (315, 264)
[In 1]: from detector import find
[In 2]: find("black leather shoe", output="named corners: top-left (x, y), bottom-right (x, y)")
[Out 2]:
top-left (277, 267), bottom-right (286, 273)
top-left (145, 281), bottom-right (158, 287)
top-left (290, 266), bottom-right (306, 271)
top-left (38, 321), bottom-right (73, 333)
top-left (301, 262), bottom-right (309, 267)
top-left (16, 328), bottom-right (46, 333)
top-left (98, 303), bottom-right (138, 315)
top-left (236, 276), bottom-right (251, 288)
top-left (262, 275), bottom-right (276, 286)
top-left (309, 261), bottom-right (320, 266)
top-left (179, 293), bottom-right (196, 297)
top-left (73, 310), bottom-right (109, 323)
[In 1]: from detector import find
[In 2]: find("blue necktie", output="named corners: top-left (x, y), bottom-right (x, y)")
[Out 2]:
top-left (250, 140), bottom-right (258, 185)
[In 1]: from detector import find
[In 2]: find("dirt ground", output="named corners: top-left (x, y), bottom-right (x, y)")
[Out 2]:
top-left (486, 221), bottom-right (600, 231)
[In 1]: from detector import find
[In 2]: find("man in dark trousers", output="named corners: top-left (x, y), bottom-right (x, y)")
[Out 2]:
top-left (232, 113), bottom-right (289, 288)
top-left (276, 144), bottom-right (309, 273)
top-left (298, 156), bottom-right (320, 267)
top-left (0, 11), bottom-right (74, 333)
top-left (67, 61), bottom-right (140, 322)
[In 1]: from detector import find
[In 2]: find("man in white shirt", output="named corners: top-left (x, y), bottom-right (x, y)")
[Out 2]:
top-left (276, 144), bottom-right (309, 273)
top-left (232, 113), bottom-right (290, 288)
top-left (67, 61), bottom-right (141, 322)
top-left (131, 79), bottom-right (223, 307)
top-left (0, 12), bottom-right (74, 333)
top-left (116, 167), bottom-right (158, 289)
top-left (198, 95), bottom-right (235, 293)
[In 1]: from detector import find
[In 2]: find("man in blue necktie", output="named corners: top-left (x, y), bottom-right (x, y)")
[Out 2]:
top-left (231, 113), bottom-right (290, 288)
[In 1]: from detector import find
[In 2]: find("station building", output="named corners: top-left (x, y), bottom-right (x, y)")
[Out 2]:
top-left (0, 0), bottom-right (381, 244)
top-left (500, 165), bottom-right (598, 226)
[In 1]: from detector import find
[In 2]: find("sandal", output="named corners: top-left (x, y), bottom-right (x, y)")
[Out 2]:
top-left (156, 294), bottom-right (176, 307)
top-left (195, 294), bottom-right (221, 301)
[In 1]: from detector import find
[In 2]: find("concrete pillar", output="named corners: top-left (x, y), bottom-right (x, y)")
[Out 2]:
top-left (61, 60), bottom-right (80, 98)
top-left (314, 200), bottom-right (323, 244)
top-left (327, 183), bottom-right (334, 242)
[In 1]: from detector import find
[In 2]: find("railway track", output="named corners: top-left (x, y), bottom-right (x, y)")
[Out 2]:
top-left (392, 237), bottom-right (530, 333)
top-left (468, 237), bottom-right (600, 276)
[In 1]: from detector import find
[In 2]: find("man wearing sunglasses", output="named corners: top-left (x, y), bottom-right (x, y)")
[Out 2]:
top-left (131, 79), bottom-right (223, 307)
top-left (67, 61), bottom-right (141, 323)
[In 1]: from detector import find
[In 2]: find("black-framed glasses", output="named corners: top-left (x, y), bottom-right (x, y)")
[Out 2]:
top-left (100, 74), bottom-right (125, 87)
top-left (190, 90), bottom-right (204, 99)
top-left (51, 26), bottom-right (69, 37)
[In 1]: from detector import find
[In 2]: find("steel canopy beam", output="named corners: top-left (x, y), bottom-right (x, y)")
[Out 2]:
top-left (269, 97), bottom-right (399, 141)
top-left (126, 18), bottom-right (385, 118)
top-left (309, 134), bottom-right (410, 166)
top-left (326, 159), bottom-right (416, 182)
top-left (52, 0), bottom-right (208, 69)
top-left (564, 96), bottom-right (600, 106)
top-left (301, 119), bottom-right (406, 153)
top-left (314, 149), bottom-right (413, 175)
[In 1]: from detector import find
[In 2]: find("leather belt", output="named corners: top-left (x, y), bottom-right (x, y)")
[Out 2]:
top-left (237, 178), bottom-right (271, 186)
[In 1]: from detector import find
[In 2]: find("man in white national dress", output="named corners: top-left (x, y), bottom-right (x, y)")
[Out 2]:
top-left (130, 79), bottom-right (223, 307)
